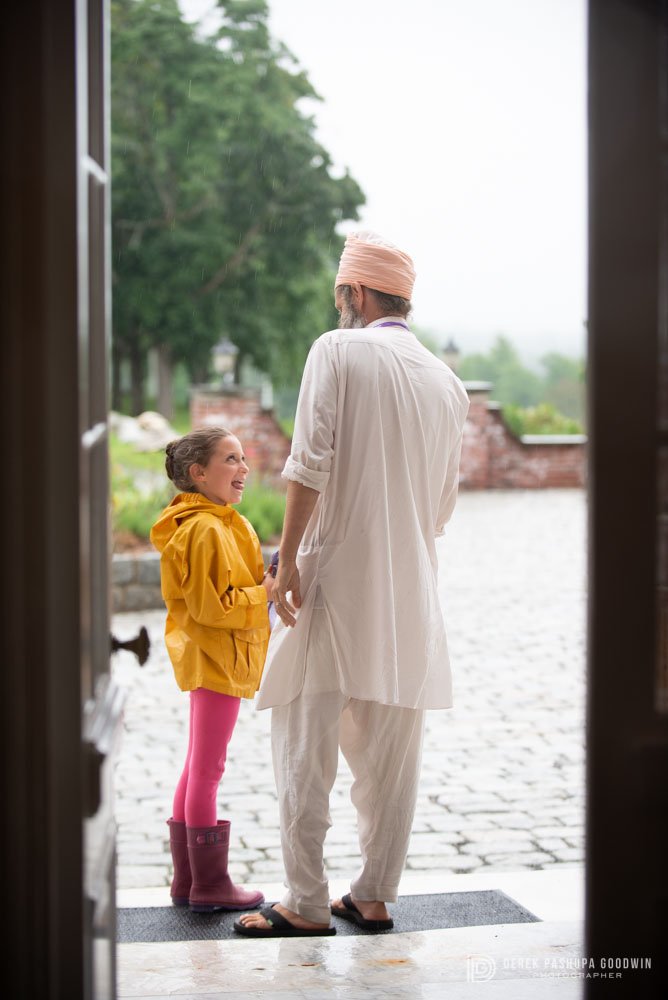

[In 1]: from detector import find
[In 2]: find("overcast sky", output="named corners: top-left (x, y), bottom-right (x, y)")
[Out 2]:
top-left (179, 0), bottom-right (587, 362)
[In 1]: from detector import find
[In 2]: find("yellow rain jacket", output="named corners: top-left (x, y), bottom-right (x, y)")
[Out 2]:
top-left (150, 492), bottom-right (270, 698)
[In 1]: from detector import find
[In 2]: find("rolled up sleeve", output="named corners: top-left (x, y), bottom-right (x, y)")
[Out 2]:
top-left (282, 335), bottom-right (338, 494)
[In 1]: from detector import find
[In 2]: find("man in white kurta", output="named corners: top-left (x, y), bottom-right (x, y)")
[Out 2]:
top-left (236, 231), bottom-right (469, 937)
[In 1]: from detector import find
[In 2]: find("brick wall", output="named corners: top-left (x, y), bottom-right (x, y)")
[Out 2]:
top-left (460, 382), bottom-right (586, 489)
top-left (190, 383), bottom-right (586, 492)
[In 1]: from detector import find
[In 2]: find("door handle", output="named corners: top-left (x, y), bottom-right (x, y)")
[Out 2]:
top-left (110, 626), bottom-right (150, 666)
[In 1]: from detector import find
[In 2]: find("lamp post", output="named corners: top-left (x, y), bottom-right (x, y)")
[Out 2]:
top-left (212, 339), bottom-right (239, 386)
top-left (442, 338), bottom-right (460, 373)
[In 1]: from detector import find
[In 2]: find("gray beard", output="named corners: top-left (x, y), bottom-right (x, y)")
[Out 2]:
top-left (338, 304), bottom-right (366, 329)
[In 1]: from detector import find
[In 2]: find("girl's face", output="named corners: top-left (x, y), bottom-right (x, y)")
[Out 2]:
top-left (190, 435), bottom-right (249, 506)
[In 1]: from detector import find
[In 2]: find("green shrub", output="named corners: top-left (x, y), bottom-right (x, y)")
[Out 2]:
top-left (112, 480), bottom-right (174, 541)
top-left (278, 417), bottom-right (295, 439)
top-left (503, 403), bottom-right (583, 437)
top-left (238, 482), bottom-right (286, 544)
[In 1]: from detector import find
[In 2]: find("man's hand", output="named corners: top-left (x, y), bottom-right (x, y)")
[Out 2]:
top-left (272, 560), bottom-right (302, 628)
top-left (272, 480), bottom-right (319, 627)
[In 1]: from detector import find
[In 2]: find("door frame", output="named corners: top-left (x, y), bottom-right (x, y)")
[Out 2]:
top-left (0, 1), bottom-right (116, 996)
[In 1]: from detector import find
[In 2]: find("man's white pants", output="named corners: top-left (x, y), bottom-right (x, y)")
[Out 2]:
top-left (271, 608), bottom-right (426, 925)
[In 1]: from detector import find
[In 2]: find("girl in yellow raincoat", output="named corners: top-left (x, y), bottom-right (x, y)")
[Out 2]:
top-left (150, 426), bottom-right (274, 912)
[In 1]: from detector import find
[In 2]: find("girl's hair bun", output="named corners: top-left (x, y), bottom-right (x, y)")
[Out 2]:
top-left (163, 426), bottom-right (234, 491)
top-left (165, 440), bottom-right (177, 480)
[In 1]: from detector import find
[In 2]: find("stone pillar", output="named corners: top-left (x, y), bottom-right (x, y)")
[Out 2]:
top-left (459, 382), bottom-right (494, 489)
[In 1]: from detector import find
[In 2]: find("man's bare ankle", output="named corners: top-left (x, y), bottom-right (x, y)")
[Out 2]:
top-left (353, 897), bottom-right (389, 912)
top-left (277, 904), bottom-right (328, 928)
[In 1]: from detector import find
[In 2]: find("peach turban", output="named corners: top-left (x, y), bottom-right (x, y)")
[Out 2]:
top-left (335, 230), bottom-right (416, 300)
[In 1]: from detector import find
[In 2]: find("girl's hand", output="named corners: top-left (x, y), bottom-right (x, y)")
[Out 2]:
top-left (262, 571), bottom-right (276, 602)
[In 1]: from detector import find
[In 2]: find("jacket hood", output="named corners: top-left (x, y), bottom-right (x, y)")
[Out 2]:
top-left (150, 491), bottom-right (235, 552)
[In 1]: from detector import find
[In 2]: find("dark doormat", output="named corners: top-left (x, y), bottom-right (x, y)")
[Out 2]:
top-left (117, 890), bottom-right (540, 942)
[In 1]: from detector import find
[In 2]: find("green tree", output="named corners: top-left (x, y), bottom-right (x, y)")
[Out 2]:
top-left (540, 352), bottom-right (586, 423)
top-left (458, 335), bottom-right (543, 407)
top-left (458, 335), bottom-right (586, 434)
top-left (111, 0), bottom-right (364, 414)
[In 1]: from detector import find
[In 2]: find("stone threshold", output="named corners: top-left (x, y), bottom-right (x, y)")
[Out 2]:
top-left (117, 869), bottom-right (586, 999)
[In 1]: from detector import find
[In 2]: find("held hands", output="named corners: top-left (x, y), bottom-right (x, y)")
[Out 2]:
top-left (271, 559), bottom-right (302, 628)
top-left (262, 548), bottom-right (278, 603)
top-left (262, 571), bottom-right (276, 602)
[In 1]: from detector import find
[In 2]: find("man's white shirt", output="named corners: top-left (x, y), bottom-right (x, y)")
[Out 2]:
top-left (256, 316), bottom-right (470, 711)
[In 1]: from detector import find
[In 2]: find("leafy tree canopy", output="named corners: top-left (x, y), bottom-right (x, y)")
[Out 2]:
top-left (111, 0), bottom-right (364, 397)
top-left (458, 335), bottom-right (586, 424)
top-left (458, 336), bottom-right (543, 407)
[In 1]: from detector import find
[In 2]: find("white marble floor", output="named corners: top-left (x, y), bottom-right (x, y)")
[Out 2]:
top-left (117, 868), bottom-right (586, 999)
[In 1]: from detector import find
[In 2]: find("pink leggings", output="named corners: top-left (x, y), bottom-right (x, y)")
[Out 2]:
top-left (172, 688), bottom-right (241, 828)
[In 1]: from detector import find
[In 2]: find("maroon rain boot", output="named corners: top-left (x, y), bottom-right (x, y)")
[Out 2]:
top-left (186, 820), bottom-right (264, 912)
top-left (166, 818), bottom-right (192, 906)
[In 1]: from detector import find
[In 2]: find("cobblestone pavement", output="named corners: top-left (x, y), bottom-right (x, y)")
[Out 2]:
top-left (112, 488), bottom-right (586, 890)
